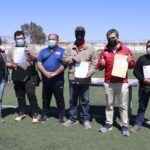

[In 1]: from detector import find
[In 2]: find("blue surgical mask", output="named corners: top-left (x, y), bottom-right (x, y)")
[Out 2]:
top-left (16, 39), bottom-right (25, 47)
top-left (48, 40), bottom-right (57, 48)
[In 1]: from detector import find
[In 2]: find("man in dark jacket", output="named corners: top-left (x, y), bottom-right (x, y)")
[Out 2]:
top-left (6, 31), bottom-right (40, 123)
top-left (131, 40), bottom-right (150, 133)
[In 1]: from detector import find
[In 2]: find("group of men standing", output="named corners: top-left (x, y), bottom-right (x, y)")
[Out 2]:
top-left (0, 26), bottom-right (150, 136)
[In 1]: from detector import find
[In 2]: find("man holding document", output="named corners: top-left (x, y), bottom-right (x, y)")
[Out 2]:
top-left (97, 29), bottom-right (135, 136)
top-left (62, 26), bottom-right (97, 129)
top-left (6, 31), bottom-right (39, 123)
top-left (131, 40), bottom-right (150, 133)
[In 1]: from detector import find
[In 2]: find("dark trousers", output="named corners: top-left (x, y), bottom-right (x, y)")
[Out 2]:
top-left (69, 84), bottom-right (90, 122)
top-left (135, 88), bottom-right (150, 126)
top-left (42, 81), bottom-right (65, 118)
top-left (14, 77), bottom-right (39, 115)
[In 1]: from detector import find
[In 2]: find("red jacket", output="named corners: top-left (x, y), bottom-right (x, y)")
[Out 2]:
top-left (97, 41), bottom-right (135, 83)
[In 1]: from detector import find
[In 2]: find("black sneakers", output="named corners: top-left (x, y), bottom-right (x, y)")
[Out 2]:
top-left (39, 115), bottom-right (48, 124)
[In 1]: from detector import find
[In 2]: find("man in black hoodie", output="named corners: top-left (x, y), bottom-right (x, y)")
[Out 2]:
top-left (131, 40), bottom-right (150, 133)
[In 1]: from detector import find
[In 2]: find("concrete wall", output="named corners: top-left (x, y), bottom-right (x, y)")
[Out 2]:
top-left (2, 43), bottom-right (146, 53)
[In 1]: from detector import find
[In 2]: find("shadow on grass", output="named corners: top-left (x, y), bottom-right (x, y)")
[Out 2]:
top-left (90, 105), bottom-right (121, 130)
top-left (2, 106), bottom-right (41, 118)
top-left (2, 106), bottom-right (62, 120)
top-left (2, 107), bottom-right (19, 117)
top-left (2, 105), bottom-right (150, 129)
top-left (90, 105), bottom-right (150, 129)
top-left (129, 114), bottom-right (150, 129)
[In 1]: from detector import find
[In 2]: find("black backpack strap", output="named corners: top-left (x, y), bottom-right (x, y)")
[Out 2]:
top-left (42, 51), bottom-right (54, 64)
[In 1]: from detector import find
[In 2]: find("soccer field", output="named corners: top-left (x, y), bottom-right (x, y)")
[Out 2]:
top-left (0, 53), bottom-right (150, 150)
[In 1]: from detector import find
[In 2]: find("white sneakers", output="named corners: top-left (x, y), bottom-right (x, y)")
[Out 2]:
top-left (15, 114), bottom-right (40, 123)
top-left (62, 119), bottom-right (79, 127)
top-left (15, 114), bottom-right (27, 121)
top-left (62, 119), bottom-right (91, 129)
top-left (83, 121), bottom-right (91, 129)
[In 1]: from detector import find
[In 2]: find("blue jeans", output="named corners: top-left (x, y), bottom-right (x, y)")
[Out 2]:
top-left (0, 78), bottom-right (6, 116)
top-left (135, 88), bottom-right (150, 126)
top-left (69, 84), bottom-right (90, 122)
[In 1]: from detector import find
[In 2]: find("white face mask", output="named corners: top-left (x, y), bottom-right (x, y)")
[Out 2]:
top-left (0, 45), bottom-right (5, 51)
top-left (147, 48), bottom-right (150, 54)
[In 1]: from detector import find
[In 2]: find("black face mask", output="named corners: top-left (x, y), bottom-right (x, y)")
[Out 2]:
top-left (75, 31), bottom-right (85, 45)
top-left (108, 39), bottom-right (118, 47)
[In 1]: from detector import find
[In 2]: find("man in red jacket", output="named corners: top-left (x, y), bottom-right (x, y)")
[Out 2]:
top-left (97, 29), bottom-right (135, 136)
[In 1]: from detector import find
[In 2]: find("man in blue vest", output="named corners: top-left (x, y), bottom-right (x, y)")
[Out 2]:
top-left (37, 33), bottom-right (65, 123)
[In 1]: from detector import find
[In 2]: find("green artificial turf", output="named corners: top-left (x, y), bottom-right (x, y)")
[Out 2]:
top-left (0, 52), bottom-right (150, 150)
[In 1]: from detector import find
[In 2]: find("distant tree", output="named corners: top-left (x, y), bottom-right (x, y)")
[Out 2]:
top-left (0, 36), bottom-right (8, 44)
top-left (2, 39), bottom-right (8, 44)
top-left (21, 21), bottom-right (46, 44)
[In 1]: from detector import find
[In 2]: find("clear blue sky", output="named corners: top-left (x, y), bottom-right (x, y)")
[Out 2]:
top-left (0, 0), bottom-right (150, 41)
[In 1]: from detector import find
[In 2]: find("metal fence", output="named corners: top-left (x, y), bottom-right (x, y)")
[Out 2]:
top-left (0, 36), bottom-right (147, 52)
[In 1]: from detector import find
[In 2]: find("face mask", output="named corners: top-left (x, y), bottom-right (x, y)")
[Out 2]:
top-left (108, 39), bottom-right (117, 47)
top-left (16, 39), bottom-right (25, 47)
top-left (48, 40), bottom-right (57, 48)
top-left (75, 31), bottom-right (85, 40)
top-left (75, 31), bottom-right (85, 46)
top-left (147, 48), bottom-right (150, 54)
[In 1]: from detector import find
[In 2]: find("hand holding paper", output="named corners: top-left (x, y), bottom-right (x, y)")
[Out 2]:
top-left (143, 78), bottom-right (150, 85)
top-left (127, 55), bottom-right (132, 63)
top-left (72, 55), bottom-right (81, 63)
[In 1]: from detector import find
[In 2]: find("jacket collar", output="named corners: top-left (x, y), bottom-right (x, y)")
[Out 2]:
top-left (72, 42), bottom-right (88, 51)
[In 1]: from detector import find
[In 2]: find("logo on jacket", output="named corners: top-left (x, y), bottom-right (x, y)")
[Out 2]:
top-left (55, 52), bottom-right (61, 55)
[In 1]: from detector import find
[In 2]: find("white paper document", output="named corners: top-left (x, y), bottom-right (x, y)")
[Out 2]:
top-left (111, 54), bottom-right (128, 78)
top-left (75, 61), bottom-right (89, 78)
top-left (143, 65), bottom-right (150, 78)
top-left (14, 47), bottom-right (26, 63)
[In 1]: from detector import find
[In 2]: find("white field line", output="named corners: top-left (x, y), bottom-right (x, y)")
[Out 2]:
top-left (2, 105), bottom-right (17, 108)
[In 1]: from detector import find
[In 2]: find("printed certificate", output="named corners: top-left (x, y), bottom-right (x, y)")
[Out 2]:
top-left (75, 61), bottom-right (89, 78)
top-left (143, 65), bottom-right (150, 78)
top-left (14, 47), bottom-right (26, 63)
top-left (111, 54), bottom-right (128, 78)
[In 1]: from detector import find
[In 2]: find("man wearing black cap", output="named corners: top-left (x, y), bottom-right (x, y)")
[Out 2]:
top-left (62, 26), bottom-right (97, 129)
